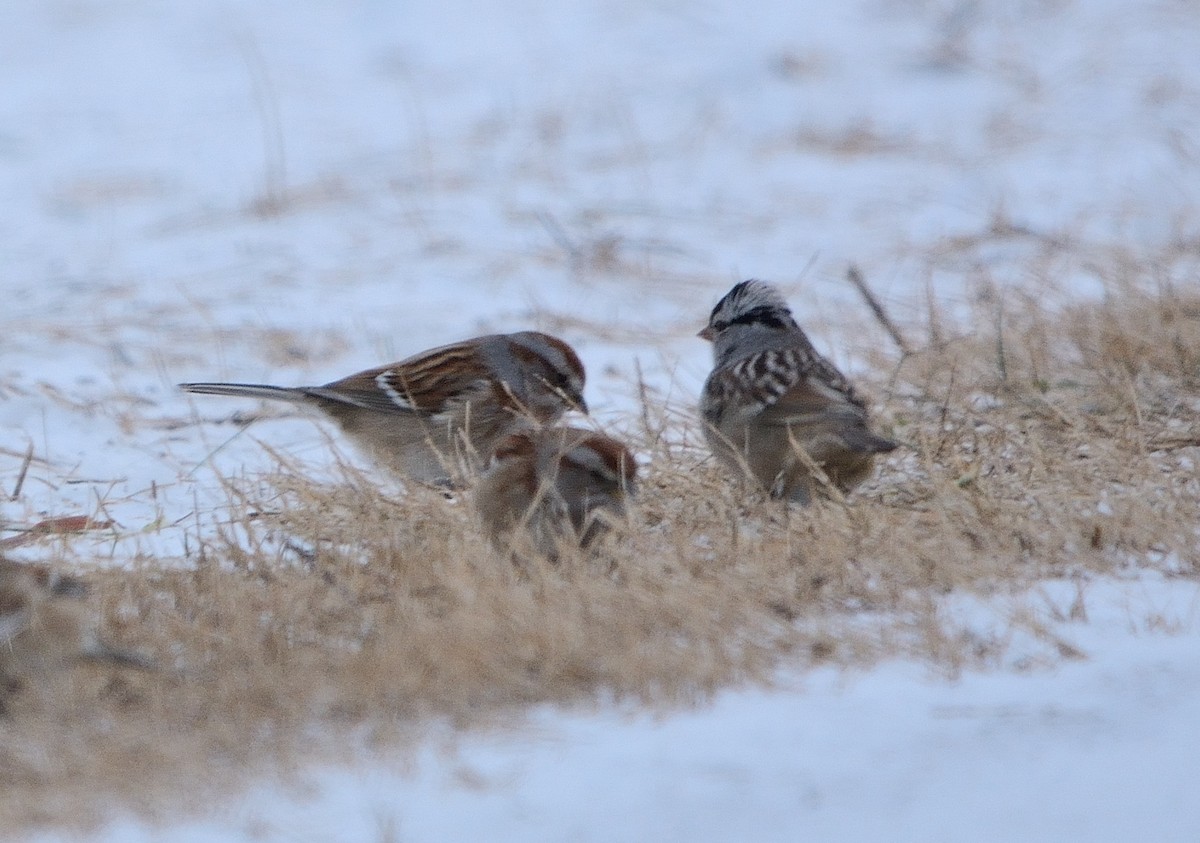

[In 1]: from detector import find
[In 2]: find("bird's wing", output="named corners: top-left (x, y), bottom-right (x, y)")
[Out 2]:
top-left (315, 340), bottom-right (497, 416)
top-left (706, 348), bottom-right (862, 419)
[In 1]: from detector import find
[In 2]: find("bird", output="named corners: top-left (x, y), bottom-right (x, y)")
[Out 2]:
top-left (181, 331), bottom-right (588, 485)
top-left (1, 557), bottom-right (151, 696)
top-left (698, 280), bottom-right (896, 504)
top-left (475, 426), bottom-right (638, 559)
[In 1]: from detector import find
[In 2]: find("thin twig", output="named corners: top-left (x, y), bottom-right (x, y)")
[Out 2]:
top-left (535, 211), bottom-right (579, 259)
top-left (633, 357), bottom-right (655, 445)
top-left (846, 265), bottom-right (911, 356)
top-left (995, 300), bottom-right (1008, 383)
top-left (234, 29), bottom-right (287, 215)
top-left (11, 442), bottom-right (33, 500)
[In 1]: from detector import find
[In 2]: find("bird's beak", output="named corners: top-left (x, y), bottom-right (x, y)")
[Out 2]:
top-left (698, 327), bottom-right (716, 342)
top-left (574, 394), bottom-right (589, 414)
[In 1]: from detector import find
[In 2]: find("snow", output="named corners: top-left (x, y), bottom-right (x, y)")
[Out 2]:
top-left (47, 579), bottom-right (1200, 843)
top-left (3, 0), bottom-right (1199, 839)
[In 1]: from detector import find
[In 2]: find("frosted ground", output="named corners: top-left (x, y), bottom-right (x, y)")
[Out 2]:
top-left (2, 0), bottom-right (1199, 839)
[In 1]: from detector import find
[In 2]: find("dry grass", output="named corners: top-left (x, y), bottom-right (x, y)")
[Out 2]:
top-left (3, 272), bottom-right (1200, 834)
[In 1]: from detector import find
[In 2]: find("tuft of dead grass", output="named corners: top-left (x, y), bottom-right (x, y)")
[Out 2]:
top-left (2, 274), bottom-right (1199, 834)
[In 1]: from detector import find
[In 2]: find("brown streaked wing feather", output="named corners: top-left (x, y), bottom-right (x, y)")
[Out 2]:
top-left (708, 348), bottom-right (866, 426)
top-left (756, 377), bottom-right (866, 427)
top-left (780, 348), bottom-right (859, 404)
top-left (318, 341), bottom-right (495, 415)
top-left (386, 341), bottom-right (494, 409)
top-left (298, 383), bottom-right (413, 414)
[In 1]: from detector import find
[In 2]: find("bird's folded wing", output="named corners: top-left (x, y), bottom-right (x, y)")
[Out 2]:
top-left (756, 376), bottom-right (866, 427)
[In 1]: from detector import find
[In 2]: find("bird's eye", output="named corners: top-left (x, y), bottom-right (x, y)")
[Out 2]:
top-left (541, 372), bottom-right (578, 402)
top-left (547, 372), bottom-right (573, 396)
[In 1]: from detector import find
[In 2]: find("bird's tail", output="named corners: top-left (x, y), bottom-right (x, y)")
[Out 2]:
top-left (83, 641), bottom-right (157, 671)
top-left (844, 427), bottom-right (899, 454)
top-left (179, 382), bottom-right (306, 404)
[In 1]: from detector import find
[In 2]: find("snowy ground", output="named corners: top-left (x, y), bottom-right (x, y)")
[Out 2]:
top-left (70, 578), bottom-right (1200, 843)
top-left (3, 0), bottom-right (1200, 839)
